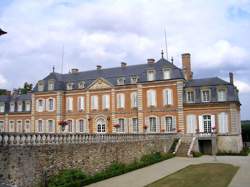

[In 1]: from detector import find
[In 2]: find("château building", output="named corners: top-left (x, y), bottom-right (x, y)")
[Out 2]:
top-left (0, 52), bottom-right (243, 152)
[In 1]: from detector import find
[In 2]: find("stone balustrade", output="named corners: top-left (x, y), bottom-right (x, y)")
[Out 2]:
top-left (0, 132), bottom-right (177, 146)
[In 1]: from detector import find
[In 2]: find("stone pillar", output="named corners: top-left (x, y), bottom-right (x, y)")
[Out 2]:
top-left (56, 91), bottom-right (63, 133)
top-left (86, 91), bottom-right (91, 133)
top-left (137, 84), bottom-right (143, 133)
top-left (31, 93), bottom-right (35, 133)
top-left (111, 88), bottom-right (116, 133)
top-left (4, 114), bottom-right (8, 132)
top-left (230, 104), bottom-right (240, 135)
top-left (177, 81), bottom-right (184, 132)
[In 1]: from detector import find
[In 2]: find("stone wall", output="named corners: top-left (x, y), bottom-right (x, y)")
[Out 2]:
top-left (217, 135), bottom-right (243, 153)
top-left (0, 134), bottom-right (175, 187)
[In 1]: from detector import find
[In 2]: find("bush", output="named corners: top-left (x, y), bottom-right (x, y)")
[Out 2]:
top-left (48, 152), bottom-right (174, 187)
top-left (192, 152), bottom-right (203, 157)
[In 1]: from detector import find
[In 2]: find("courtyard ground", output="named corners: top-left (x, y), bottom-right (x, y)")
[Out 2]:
top-left (87, 155), bottom-right (250, 187)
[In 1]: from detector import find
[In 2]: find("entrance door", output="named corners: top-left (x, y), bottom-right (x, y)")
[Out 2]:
top-left (96, 118), bottom-right (106, 133)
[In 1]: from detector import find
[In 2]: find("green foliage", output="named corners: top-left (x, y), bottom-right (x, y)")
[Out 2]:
top-left (242, 121), bottom-right (250, 142)
top-left (14, 82), bottom-right (33, 95)
top-left (48, 152), bottom-right (174, 187)
top-left (0, 89), bottom-right (8, 96)
top-left (192, 152), bottom-right (203, 157)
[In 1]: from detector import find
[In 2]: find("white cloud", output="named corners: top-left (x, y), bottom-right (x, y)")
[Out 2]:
top-left (235, 80), bottom-right (250, 93)
top-left (0, 74), bottom-right (7, 87)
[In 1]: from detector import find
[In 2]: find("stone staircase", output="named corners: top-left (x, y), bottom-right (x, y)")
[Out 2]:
top-left (176, 141), bottom-right (191, 157)
top-left (175, 135), bottom-right (196, 157)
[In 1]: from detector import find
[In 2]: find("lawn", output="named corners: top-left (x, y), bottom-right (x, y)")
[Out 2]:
top-left (146, 163), bottom-right (239, 187)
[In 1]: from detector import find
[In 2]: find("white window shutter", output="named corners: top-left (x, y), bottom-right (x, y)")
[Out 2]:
top-left (106, 95), bottom-right (110, 109)
top-left (156, 117), bottom-right (160, 133)
top-left (211, 115), bottom-right (215, 128)
top-left (198, 115), bottom-right (204, 133)
top-left (121, 94), bottom-right (125, 108)
top-left (36, 100), bottom-right (39, 111)
top-left (168, 89), bottom-right (173, 105)
top-left (125, 118), bottom-right (129, 133)
top-left (152, 91), bottom-right (156, 106)
top-left (147, 91), bottom-right (150, 106)
top-left (145, 117), bottom-right (149, 133)
top-left (172, 116), bottom-right (176, 131)
top-left (161, 116), bottom-right (166, 131)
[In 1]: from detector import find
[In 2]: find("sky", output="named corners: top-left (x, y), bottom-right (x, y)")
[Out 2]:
top-left (0, 0), bottom-right (250, 119)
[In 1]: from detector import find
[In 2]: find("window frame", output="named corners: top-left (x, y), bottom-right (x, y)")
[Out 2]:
top-left (147, 89), bottom-right (156, 107)
top-left (117, 77), bottom-right (125, 85)
top-left (48, 80), bottom-right (55, 91)
top-left (147, 69), bottom-right (156, 81)
top-left (91, 95), bottom-right (98, 110)
top-left (201, 89), bottom-right (210, 102)
top-left (163, 68), bottom-right (171, 80)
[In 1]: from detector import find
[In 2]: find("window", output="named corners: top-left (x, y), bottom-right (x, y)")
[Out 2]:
top-left (186, 90), bottom-right (194, 103)
top-left (16, 120), bottom-right (22, 132)
top-left (9, 121), bottom-right (15, 132)
top-left (67, 82), bottom-right (73, 90)
top-left (78, 96), bottom-right (85, 111)
top-left (163, 68), bottom-right (170, 79)
top-left (78, 81), bottom-right (85, 89)
top-left (48, 80), bottom-right (54, 91)
top-left (165, 117), bottom-right (173, 132)
top-left (66, 97), bottom-right (73, 112)
top-left (0, 102), bottom-right (4, 113)
top-left (147, 89), bottom-right (156, 107)
top-left (147, 70), bottom-right (155, 81)
top-left (102, 94), bottom-right (110, 109)
top-left (48, 98), bottom-right (54, 111)
top-left (186, 115), bottom-right (197, 134)
top-left (130, 76), bottom-right (138, 84)
top-left (131, 92), bottom-right (138, 108)
top-left (163, 89), bottom-right (173, 105)
top-left (25, 101), bottom-right (31, 111)
top-left (48, 120), bottom-right (54, 133)
top-left (117, 77), bottom-right (125, 85)
top-left (91, 95), bottom-right (98, 110)
top-left (10, 102), bottom-right (15, 112)
top-left (97, 118), bottom-right (106, 133)
top-left (38, 120), bottom-right (43, 133)
top-left (25, 120), bottom-right (30, 132)
top-left (79, 119), bottom-right (84, 132)
top-left (0, 121), bottom-right (4, 132)
top-left (132, 118), bottom-right (138, 133)
top-left (38, 81), bottom-right (44, 91)
top-left (218, 112), bottom-right (228, 133)
top-left (116, 118), bottom-right (125, 133)
top-left (149, 117), bottom-right (157, 132)
top-left (201, 90), bottom-right (210, 102)
top-left (67, 120), bottom-right (73, 132)
top-left (117, 93), bottom-right (125, 108)
top-left (218, 89), bottom-right (226, 102)
top-left (36, 99), bottom-right (45, 112)
top-left (17, 101), bottom-right (22, 112)
top-left (203, 115), bottom-right (211, 133)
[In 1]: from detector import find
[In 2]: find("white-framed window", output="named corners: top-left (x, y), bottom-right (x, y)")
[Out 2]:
top-left (79, 119), bottom-right (85, 133)
top-left (9, 120), bottom-right (15, 132)
top-left (10, 102), bottom-right (15, 112)
top-left (36, 99), bottom-right (45, 112)
top-left (38, 120), bottom-right (43, 133)
top-left (165, 117), bottom-right (173, 132)
top-left (78, 96), bottom-right (85, 111)
top-left (116, 118), bottom-right (125, 133)
top-left (218, 112), bottom-right (228, 133)
top-left (25, 120), bottom-right (30, 132)
top-left (38, 81), bottom-right (44, 92)
top-left (91, 95), bottom-right (98, 110)
top-left (117, 77), bottom-right (125, 85)
top-left (25, 101), bottom-right (31, 111)
top-left (147, 89), bottom-right (156, 107)
top-left (102, 94), bottom-right (110, 109)
top-left (163, 68), bottom-right (170, 79)
top-left (132, 118), bottom-right (138, 133)
top-left (217, 89), bottom-right (226, 102)
top-left (48, 120), bottom-right (54, 133)
top-left (147, 70), bottom-right (155, 81)
top-left (66, 97), bottom-right (73, 112)
top-left (201, 89), bottom-right (210, 102)
top-left (130, 76), bottom-right (138, 84)
top-left (186, 90), bottom-right (195, 103)
top-left (67, 120), bottom-right (73, 133)
top-left (78, 81), bottom-right (85, 89)
top-left (0, 102), bottom-right (5, 113)
top-left (48, 98), bottom-right (54, 111)
top-left (48, 80), bottom-right (54, 91)
top-left (97, 118), bottom-right (106, 133)
top-left (149, 117), bottom-right (157, 132)
top-left (163, 88), bottom-right (173, 105)
top-left (186, 114), bottom-right (197, 134)
top-left (0, 121), bottom-right (4, 132)
top-left (16, 120), bottom-right (23, 132)
top-left (67, 82), bottom-right (73, 90)
top-left (117, 93), bottom-right (125, 108)
top-left (131, 92), bottom-right (138, 108)
top-left (17, 101), bottom-right (22, 112)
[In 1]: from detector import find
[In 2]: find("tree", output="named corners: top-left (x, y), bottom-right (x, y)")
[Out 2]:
top-left (15, 82), bottom-right (33, 95)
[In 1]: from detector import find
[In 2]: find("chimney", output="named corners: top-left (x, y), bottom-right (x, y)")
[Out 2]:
top-left (182, 53), bottom-right (193, 80)
top-left (71, 68), bottom-right (79, 74)
top-left (147, 58), bottom-right (155, 64)
top-left (121, 62), bottom-right (127, 68)
top-left (96, 65), bottom-right (102, 70)
top-left (229, 72), bottom-right (234, 84)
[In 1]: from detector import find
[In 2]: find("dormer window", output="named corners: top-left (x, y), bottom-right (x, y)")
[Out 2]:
top-left (78, 81), bottom-right (85, 89)
top-left (38, 81), bottom-right (44, 92)
top-left (67, 82), bottom-right (73, 90)
top-left (130, 76), bottom-right (138, 84)
top-left (0, 102), bottom-right (4, 113)
top-left (25, 101), bottom-right (31, 111)
top-left (147, 70), bottom-right (155, 81)
top-left (201, 89), bottom-right (210, 102)
top-left (186, 90), bottom-right (195, 103)
top-left (48, 80), bottom-right (55, 91)
top-left (17, 101), bottom-right (23, 112)
top-left (10, 102), bottom-right (15, 112)
top-left (163, 68), bottom-right (171, 80)
top-left (217, 88), bottom-right (226, 102)
top-left (117, 77), bottom-right (125, 85)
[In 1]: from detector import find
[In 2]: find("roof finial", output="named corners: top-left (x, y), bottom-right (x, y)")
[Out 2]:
top-left (52, 66), bottom-right (55, 73)
top-left (161, 50), bottom-right (164, 59)
top-left (171, 56), bottom-right (174, 64)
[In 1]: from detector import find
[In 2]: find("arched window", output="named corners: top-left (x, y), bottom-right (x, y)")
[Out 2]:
top-left (97, 118), bottom-right (106, 133)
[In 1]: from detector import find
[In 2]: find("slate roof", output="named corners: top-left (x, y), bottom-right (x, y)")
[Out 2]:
top-left (185, 77), bottom-right (231, 87)
top-left (33, 58), bottom-right (184, 92)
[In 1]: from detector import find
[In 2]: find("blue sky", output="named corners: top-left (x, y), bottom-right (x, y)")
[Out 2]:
top-left (0, 0), bottom-right (250, 119)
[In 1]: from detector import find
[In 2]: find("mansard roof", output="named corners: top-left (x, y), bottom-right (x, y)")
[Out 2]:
top-left (0, 93), bottom-right (32, 102)
top-left (33, 58), bottom-right (185, 92)
top-left (185, 77), bottom-right (231, 87)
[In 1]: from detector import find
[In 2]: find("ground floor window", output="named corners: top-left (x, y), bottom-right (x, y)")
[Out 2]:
top-left (67, 120), bottom-right (73, 132)
top-left (79, 119), bottom-right (85, 132)
top-left (132, 118), bottom-right (138, 133)
top-left (97, 118), bottom-right (106, 133)
top-left (38, 120), bottom-right (43, 133)
top-left (25, 120), bottom-right (30, 132)
top-left (0, 121), bottom-right (4, 132)
top-left (165, 117), bottom-right (173, 132)
top-left (116, 118), bottom-right (125, 133)
top-left (149, 117), bottom-right (156, 132)
top-left (48, 120), bottom-right (54, 133)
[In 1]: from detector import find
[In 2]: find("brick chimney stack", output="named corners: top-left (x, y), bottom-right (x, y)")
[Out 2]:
top-left (147, 58), bottom-right (155, 64)
top-left (96, 65), bottom-right (102, 70)
top-left (229, 72), bottom-right (234, 84)
top-left (182, 53), bottom-right (193, 80)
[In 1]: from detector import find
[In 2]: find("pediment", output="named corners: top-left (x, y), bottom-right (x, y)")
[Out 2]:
top-left (88, 78), bottom-right (113, 90)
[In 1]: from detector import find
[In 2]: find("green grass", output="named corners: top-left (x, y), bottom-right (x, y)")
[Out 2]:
top-left (146, 163), bottom-right (239, 187)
